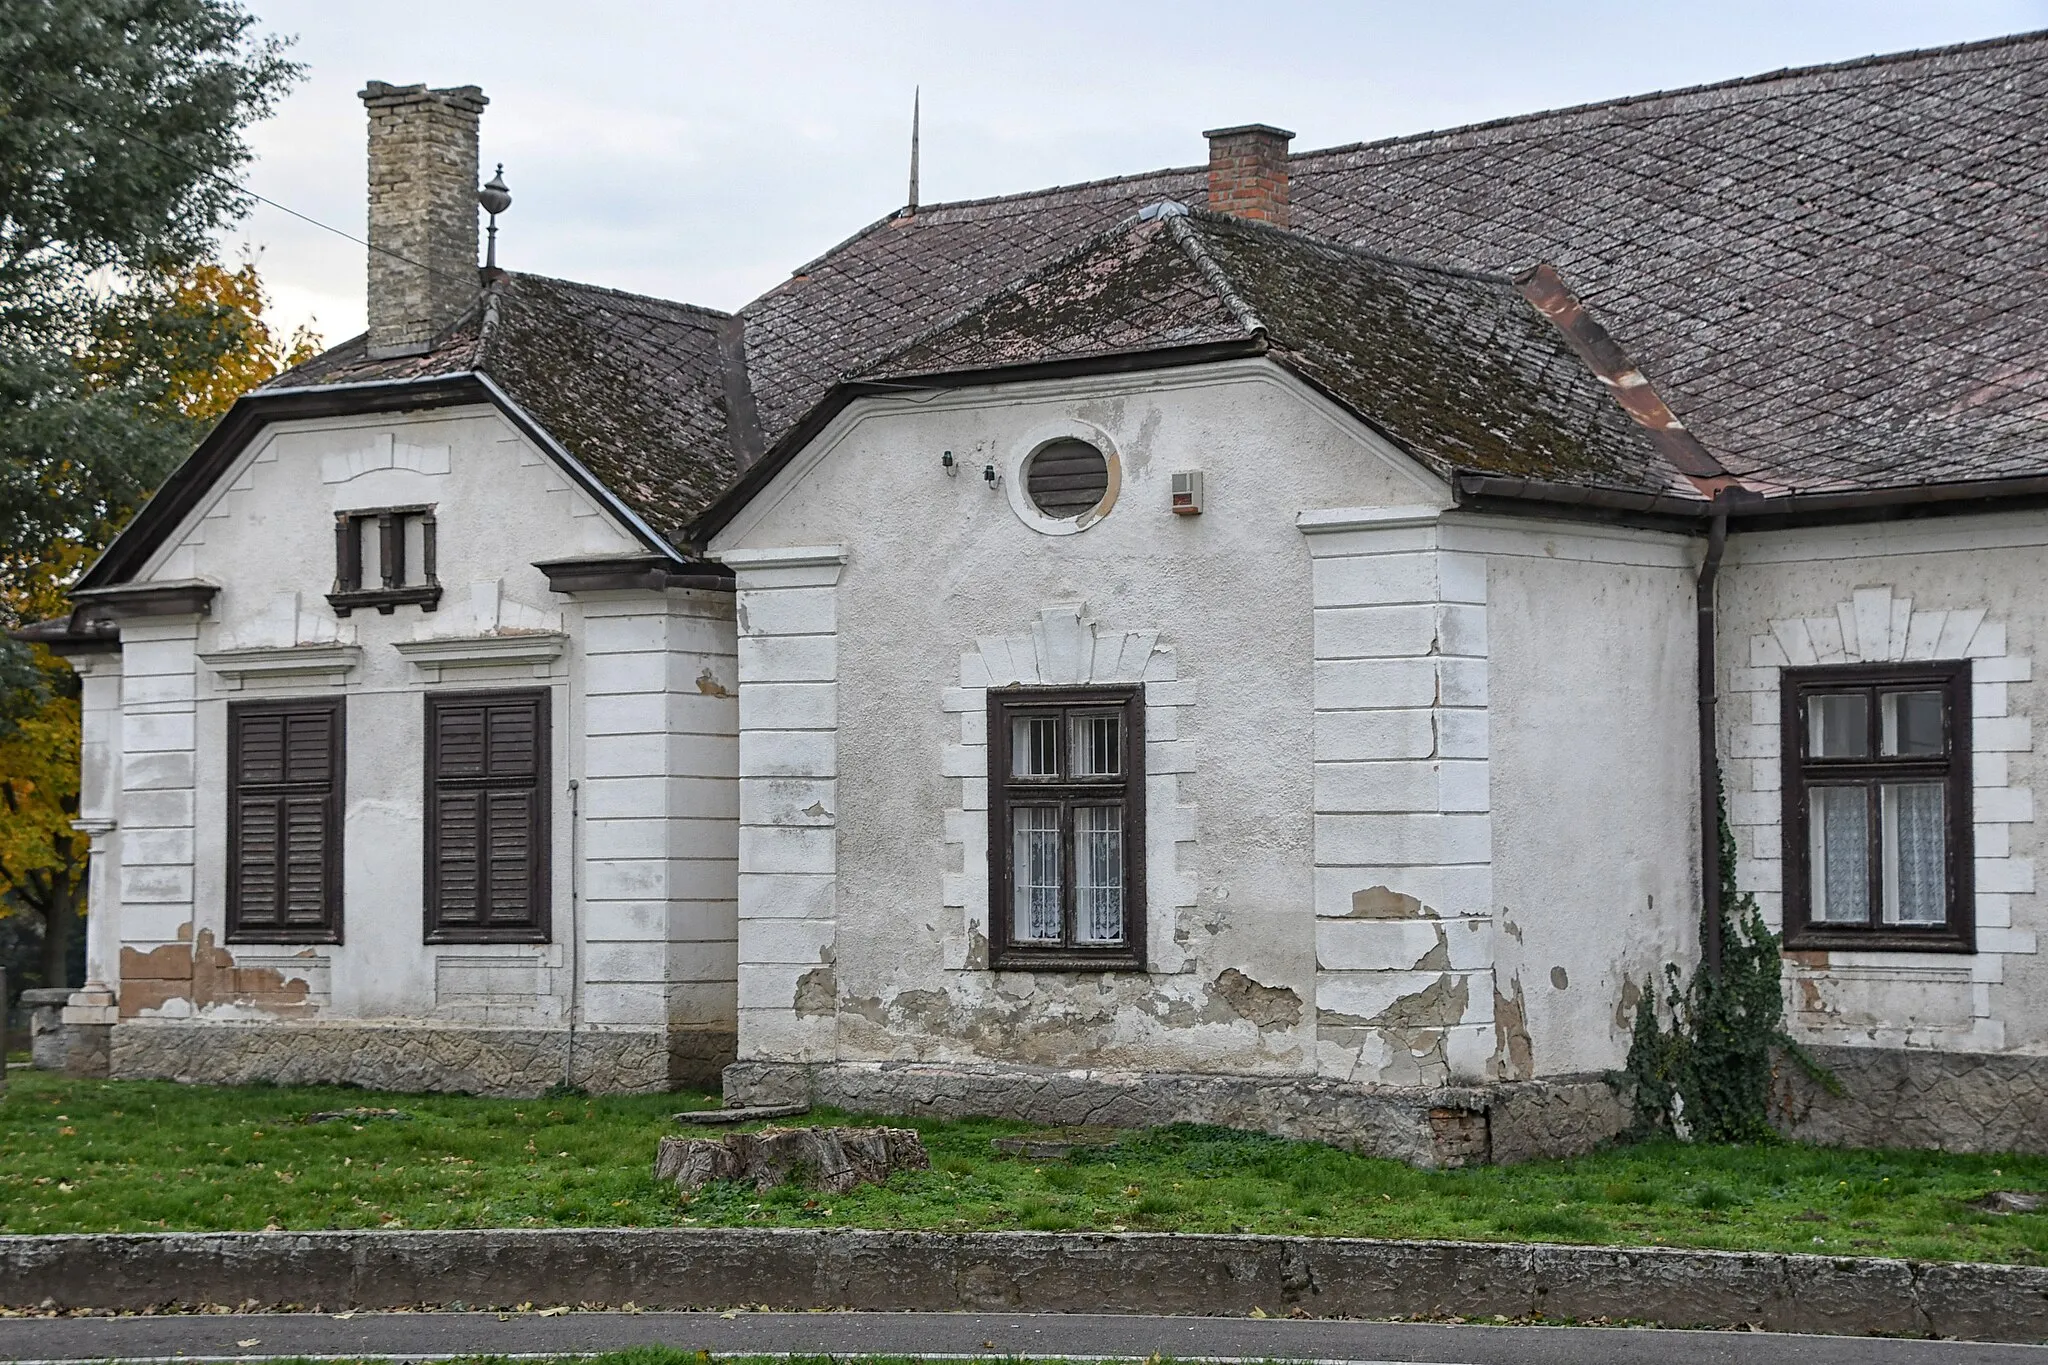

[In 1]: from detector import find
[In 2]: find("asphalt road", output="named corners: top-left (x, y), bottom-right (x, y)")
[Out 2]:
top-left (1, 1311), bottom-right (2044, 1365)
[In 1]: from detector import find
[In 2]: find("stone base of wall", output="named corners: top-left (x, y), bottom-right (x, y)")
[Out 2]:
top-left (111, 1021), bottom-right (737, 1097)
top-left (722, 1060), bottom-right (1628, 1168)
top-left (1775, 1044), bottom-right (2048, 1154)
top-left (64, 1022), bottom-right (112, 1079)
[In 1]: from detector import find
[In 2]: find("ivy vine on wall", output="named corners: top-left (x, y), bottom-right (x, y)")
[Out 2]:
top-left (1622, 780), bottom-right (1837, 1142)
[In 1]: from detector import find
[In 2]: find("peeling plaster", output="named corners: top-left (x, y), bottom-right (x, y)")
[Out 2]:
top-left (1614, 976), bottom-right (1644, 1035)
top-left (794, 966), bottom-right (837, 1018)
top-left (119, 927), bottom-right (318, 1019)
top-left (1492, 973), bottom-right (1533, 1080)
top-left (1346, 886), bottom-right (1428, 920)
top-left (1413, 924), bottom-right (1452, 971)
top-left (1209, 968), bottom-right (1303, 1030)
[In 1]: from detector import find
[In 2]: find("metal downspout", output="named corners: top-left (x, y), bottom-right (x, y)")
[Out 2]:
top-left (1697, 509), bottom-right (1730, 977)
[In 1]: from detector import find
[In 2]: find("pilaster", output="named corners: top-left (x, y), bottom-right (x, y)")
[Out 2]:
top-left (717, 546), bottom-right (847, 1064)
top-left (1299, 507), bottom-right (1496, 1085)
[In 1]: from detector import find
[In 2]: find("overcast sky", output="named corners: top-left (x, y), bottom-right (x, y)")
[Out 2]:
top-left (233, 0), bottom-right (2048, 345)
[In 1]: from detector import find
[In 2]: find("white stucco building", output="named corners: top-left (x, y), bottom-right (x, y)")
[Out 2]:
top-left (36, 35), bottom-right (2048, 1161)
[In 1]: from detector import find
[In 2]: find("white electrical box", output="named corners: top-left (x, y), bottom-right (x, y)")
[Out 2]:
top-left (1171, 470), bottom-right (1204, 515)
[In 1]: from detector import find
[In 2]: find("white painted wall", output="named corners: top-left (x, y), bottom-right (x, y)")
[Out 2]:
top-left (87, 404), bottom-right (738, 1054)
top-left (713, 358), bottom-right (1456, 1076)
top-left (1719, 513), bottom-right (2045, 1056)
top-left (1481, 518), bottom-right (1701, 1078)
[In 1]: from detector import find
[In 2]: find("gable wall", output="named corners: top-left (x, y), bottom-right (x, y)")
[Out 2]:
top-left (82, 406), bottom-right (738, 1092)
top-left (713, 359), bottom-right (1452, 1077)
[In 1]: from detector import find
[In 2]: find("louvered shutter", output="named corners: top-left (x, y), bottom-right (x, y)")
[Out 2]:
top-left (426, 690), bottom-right (550, 941)
top-left (227, 701), bottom-right (343, 941)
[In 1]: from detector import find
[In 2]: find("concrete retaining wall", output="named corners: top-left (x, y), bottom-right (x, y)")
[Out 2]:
top-left (4, 1228), bottom-right (2045, 1343)
top-left (726, 1060), bottom-right (1630, 1168)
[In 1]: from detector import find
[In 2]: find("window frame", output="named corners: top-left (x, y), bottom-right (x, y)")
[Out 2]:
top-left (1780, 659), bottom-right (1974, 953)
top-left (329, 503), bottom-right (441, 616)
top-left (225, 696), bottom-right (345, 945)
top-left (986, 684), bottom-right (1146, 971)
top-left (423, 687), bottom-right (553, 945)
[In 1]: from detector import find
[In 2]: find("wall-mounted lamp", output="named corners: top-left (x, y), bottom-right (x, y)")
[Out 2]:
top-left (983, 463), bottom-right (998, 487)
top-left (942, 450), bottom-right (956, 476)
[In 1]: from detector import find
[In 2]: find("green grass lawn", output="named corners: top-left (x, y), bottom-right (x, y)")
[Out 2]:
top-left (3, 1070), bottom-right (2046, 1264)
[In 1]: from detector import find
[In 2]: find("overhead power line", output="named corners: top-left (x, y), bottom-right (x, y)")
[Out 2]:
top-left (41, 91), bottom-right (476, 286)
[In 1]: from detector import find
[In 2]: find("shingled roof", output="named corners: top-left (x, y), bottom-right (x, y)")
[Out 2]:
top-left (864, 206), bottom-right (1696, 496)
top-left (266, 271), bottom-right (750, 545)
top-left (737, 29), bottom-right (2048, 499)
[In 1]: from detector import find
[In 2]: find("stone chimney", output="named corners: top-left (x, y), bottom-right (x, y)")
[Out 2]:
top-left (361, 81), bottom-right (488, 358)
top-left (1203, 123), bottom-right (1295, 228)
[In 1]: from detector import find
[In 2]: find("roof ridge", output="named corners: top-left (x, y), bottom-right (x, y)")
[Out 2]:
top-left (853, 207), bottom-right (1246, 379)
top-left (1180, 205), bottom-right (1526, 287)
top-left (791, 28), bottom-right (2047, 238)
top-left (1164, 212), bottom-right (1265, 334)
top-left (505, 269), bottom-right (731, 322)
top-left (870, 164), bottom-right (1201, 223)
top-left (1294, 27), bottom-right (2048, 162)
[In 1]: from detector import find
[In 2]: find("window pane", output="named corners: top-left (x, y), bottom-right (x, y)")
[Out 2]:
top-left (1071, 712), bottom-right (1122, 778)
top-left (356, 517), bottom-right (380, 588)
top-left (402, 515), bottom-right (429, 588)
top-left (1074, 805), bottom-right (1124, 944)
top-left (1881, 690), bottom-right (1945, 757)
top-left (1011, 715), bottom-right (1059, 778)
top-left (1808, 693), bottom-right (1869, 758)
top-left (1011, 806), bottom-right (1062, 942)
top-left (1809, 786), bottom-right (1870, 923)
top-left (1882, 782), bottom-right (1947, 925)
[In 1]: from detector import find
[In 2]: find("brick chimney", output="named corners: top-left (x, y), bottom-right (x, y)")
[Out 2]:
top-left (1203, 123), bottom-right (1295, 228)
top-left (361, 81), bottom-right (488, 358)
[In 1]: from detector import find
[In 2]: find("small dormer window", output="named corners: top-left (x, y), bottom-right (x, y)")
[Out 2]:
top-left (329, 505), bottom-right (441, 615)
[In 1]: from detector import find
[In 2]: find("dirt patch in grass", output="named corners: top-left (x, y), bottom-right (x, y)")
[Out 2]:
top-left (3, 1072), bottom-right (2046, 1265)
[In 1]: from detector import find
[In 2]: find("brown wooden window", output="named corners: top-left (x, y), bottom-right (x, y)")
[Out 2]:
top-left (425, 689), bottom-right (551, 943)
top-left (329, 504), bottom-right (440, 615)
top-left (227, 698), bottom-right (344, 944)
top-left (988, 686), bottom-right (1145, 970)
top-left (1782, 661), bottom-right (1973, 952)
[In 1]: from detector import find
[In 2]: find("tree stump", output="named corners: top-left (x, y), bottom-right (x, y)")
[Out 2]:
top-left (655, 1124), bottom-right (928, 1194)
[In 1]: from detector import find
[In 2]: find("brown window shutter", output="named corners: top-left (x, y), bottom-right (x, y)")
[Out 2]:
top-left (227, 700), bottom-right (344, 943)
top-left (426, 690), bottom-right (550, 943)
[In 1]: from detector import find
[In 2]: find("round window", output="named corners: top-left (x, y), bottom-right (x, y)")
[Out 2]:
top-left (1024, 439), bottom-right (1110, 519)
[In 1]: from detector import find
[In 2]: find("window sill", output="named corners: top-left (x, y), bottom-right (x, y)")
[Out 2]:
top-left (425, 928), bottom-right (552, 946)
top-left (1783, 927), bottom-right (1975, 955)
top-left (225, 928), bottom-right (343, 946)
top-left (990, 947), bottom-right (1145, 973)
top-left (327, 585), bottom-right (442, 617)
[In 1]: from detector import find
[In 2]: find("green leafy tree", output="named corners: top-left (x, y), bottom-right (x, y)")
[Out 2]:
top-left (0, 0), bottom-right (303, 994)
top-left (0, 0), bottom-right (301, 587)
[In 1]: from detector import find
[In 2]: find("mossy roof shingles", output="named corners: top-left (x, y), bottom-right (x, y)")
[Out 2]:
top-left (264, 28), bottom-right (2048, 522)
top-left (745, 31), bottom-right (2048, 496)
top-left (265, 271), bottom-right (741, 546)
top-left (867, 208), bottom-right (1682, 496)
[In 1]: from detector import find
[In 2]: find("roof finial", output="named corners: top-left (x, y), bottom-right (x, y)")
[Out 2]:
top-left (905, 86), bottom-right (920, 216)
top-left (479, 163), bottom-right (512, 273)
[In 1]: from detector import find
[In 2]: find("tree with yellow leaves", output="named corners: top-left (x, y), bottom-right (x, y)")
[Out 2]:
top-left (0, 257), bottom-right (318, 994)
